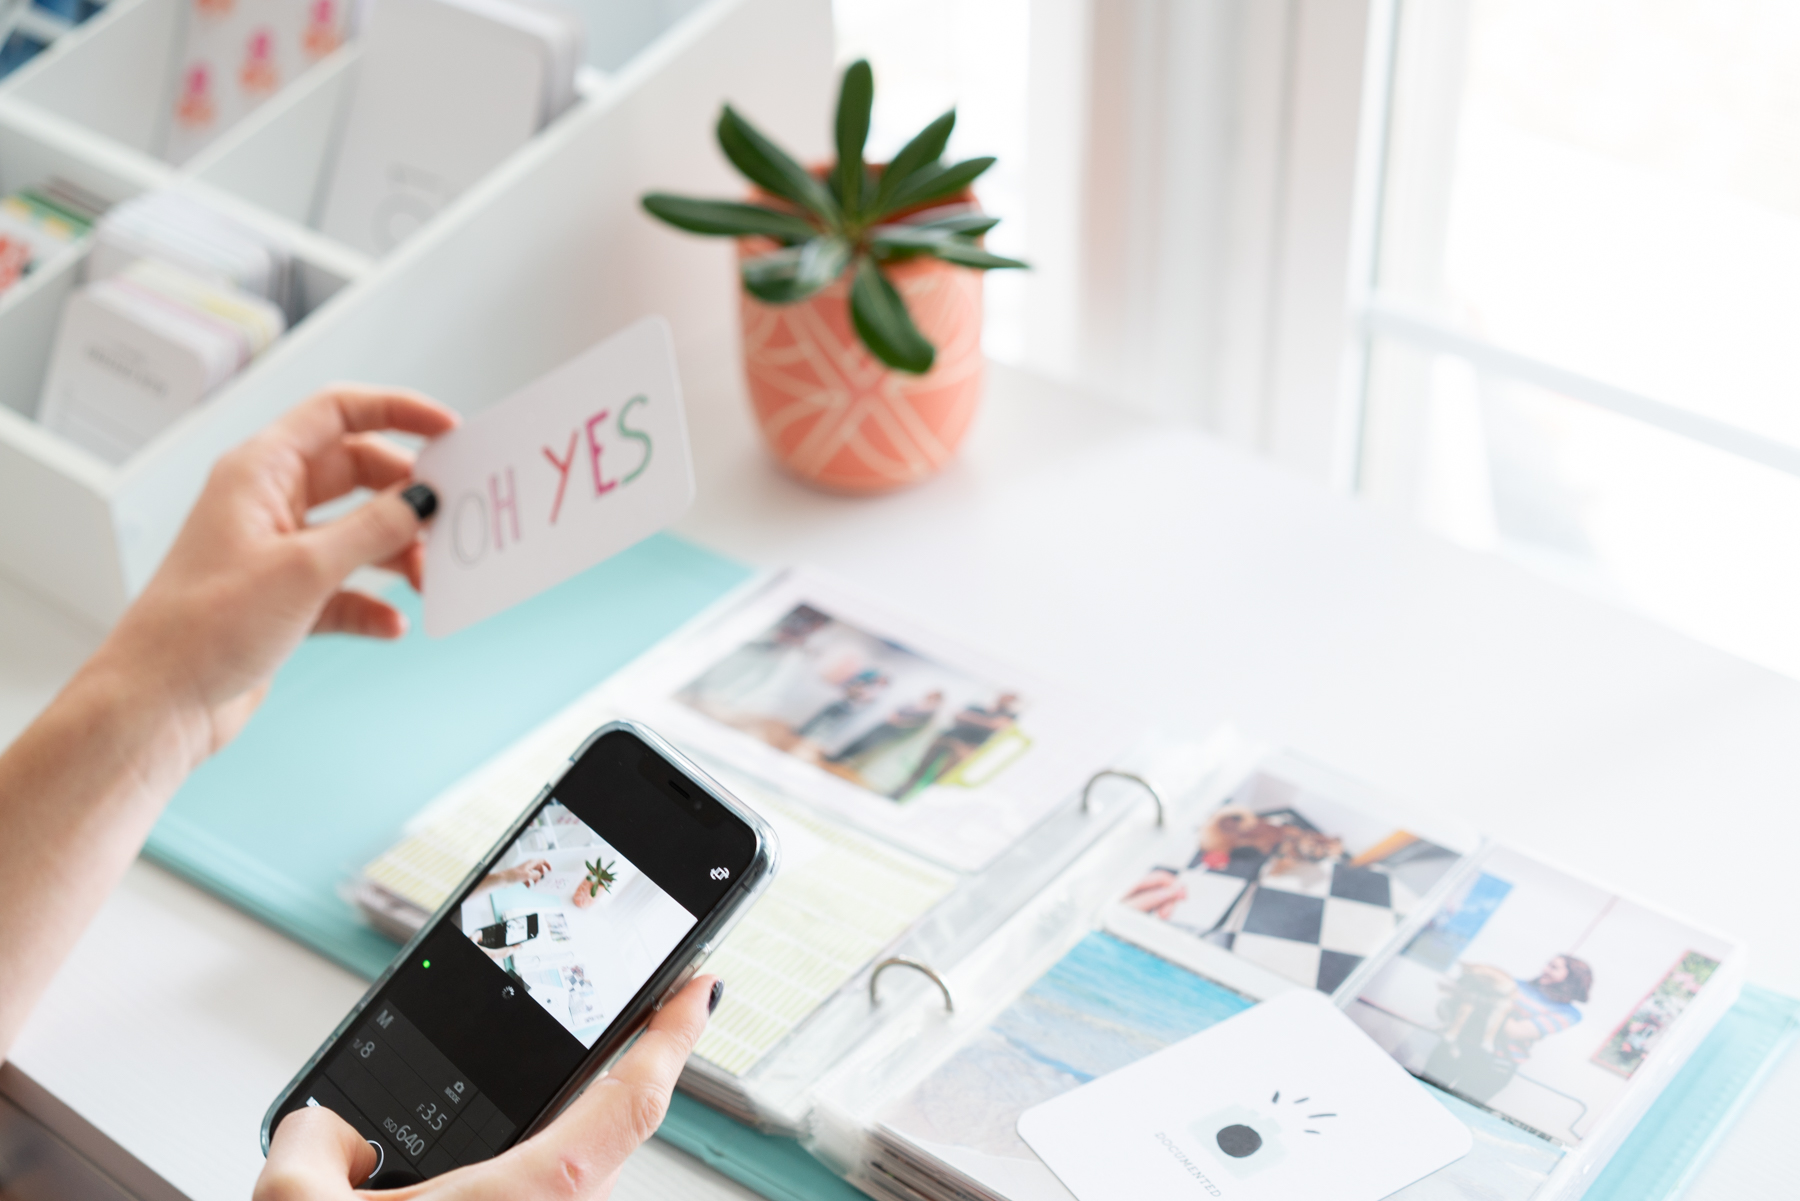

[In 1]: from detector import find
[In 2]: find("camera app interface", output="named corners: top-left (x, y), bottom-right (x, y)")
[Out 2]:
top-left (458, 801), bottom-right (697, 1045)
top-left (278, 805), bottom-right (710, 1183)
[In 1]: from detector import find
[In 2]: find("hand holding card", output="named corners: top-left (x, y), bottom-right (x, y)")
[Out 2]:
top-left (1018, 990), bottom-right (1472, 1201)
top-left (414, 316), bottom-right (695, 636)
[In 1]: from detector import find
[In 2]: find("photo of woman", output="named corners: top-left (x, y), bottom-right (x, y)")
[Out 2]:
top-left (1425, 955), bottom-right (1595, 1102)
top-left (674, 602), bottom-right (1031, 804)
top-left (1350, 848), bottom-right (1732, 1143)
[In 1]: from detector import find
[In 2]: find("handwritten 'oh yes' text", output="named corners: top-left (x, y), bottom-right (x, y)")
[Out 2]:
top-left (448, 395), bottom-right (653, 566)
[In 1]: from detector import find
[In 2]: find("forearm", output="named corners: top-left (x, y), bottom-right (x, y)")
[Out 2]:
top-left (0, 645), bottom-right (210, 1058)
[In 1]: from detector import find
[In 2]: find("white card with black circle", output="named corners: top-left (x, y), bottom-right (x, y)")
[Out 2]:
top-left (1017, 990), bottom-right (1472, 1201)
top-left (414, 316), bottom-right (695, 636)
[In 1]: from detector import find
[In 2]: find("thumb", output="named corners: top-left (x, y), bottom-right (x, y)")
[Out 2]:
top-left (301, 482), bottom-right (433, 582)
top-left (256, 1107), bottom-right (380, 1198)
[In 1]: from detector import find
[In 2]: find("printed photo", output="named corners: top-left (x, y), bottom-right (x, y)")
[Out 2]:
top-left (1591, 951), bottom-right (1721, 1078)
top-left (601, 570), bottom-right (1134, 873)
top-left (457, 802), bottom-right (696, 1046)
top-left (1116, 768), bottom-right (1465, 993)
top-left (878, 932), bottom-right (1559, 1201)
top-left (675, 602), bottom-right (1031, 803)
top-left (879, 932), bottom-right (1252, 1201)
top-left (1349, 847), bottom-right (1733, 1143)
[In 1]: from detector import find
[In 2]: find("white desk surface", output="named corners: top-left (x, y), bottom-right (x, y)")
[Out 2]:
top-left (2, 359), bottom-right (1797, 1200)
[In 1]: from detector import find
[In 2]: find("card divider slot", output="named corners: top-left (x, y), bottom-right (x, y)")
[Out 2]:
top-left (0, 0), bottom-right (185, 157)
top-left (171, 175), bottom-right (373, 312)
top-left (0, 243), bottom-right (93, 418)
top-left (0, 103), bottom-right (163, 420)
top-left (0, 95), bottom-right (175, 199)
top-left (184, 44), bottom-right (364, 230)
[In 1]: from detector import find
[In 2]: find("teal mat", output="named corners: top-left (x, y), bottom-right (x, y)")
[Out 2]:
top-left (147, 532), bottom-right (752, 979)
top-left (143, 531), bottom-right (1794, 1201)
top-left (661, 1094), bottom-right (862, 1201)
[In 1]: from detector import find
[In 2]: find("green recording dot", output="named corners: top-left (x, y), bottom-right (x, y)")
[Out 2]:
top-left (422, 960), bottom-right (431, 968)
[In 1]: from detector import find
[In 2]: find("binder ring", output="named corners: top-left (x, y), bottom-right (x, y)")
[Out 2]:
top-left (1081, 769), bottom-right (1166, 826)
top-left (869, 957), bottom-right (955, 1013)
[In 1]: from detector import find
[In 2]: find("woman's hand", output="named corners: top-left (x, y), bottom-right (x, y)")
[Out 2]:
top-left (256, 975), bottom-right (720, 1201)
top-left (97, 386), bottom-right (458, 764)
top-left (0, 385), bottom-right (455, 1057)
top-left (1121, 870), bottom-right (1186, 920)
top-left (491, 860), bottom-right (555, 888)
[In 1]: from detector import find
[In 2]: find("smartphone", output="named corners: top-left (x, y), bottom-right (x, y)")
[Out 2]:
top-left (475, 914), bottom-right (538, 949)
top-left (262, 722), bottom-right (777, 1188)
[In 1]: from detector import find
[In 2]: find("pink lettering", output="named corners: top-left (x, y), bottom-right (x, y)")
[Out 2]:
top-left (543, 431), bottom-right (578, 524)
top-left (585, 410), bottom-right (617, 497)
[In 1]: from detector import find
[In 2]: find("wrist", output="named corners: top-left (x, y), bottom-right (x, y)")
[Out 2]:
top-left (70, 633), bottom-right (217, 788)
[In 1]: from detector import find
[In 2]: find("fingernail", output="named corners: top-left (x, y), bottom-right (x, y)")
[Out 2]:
top-left (401, 482), bottom-right (438, 521)
top-left (708, 979), bottom-right (724, 1014)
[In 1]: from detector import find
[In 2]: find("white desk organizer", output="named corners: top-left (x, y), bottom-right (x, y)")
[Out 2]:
top-left (0, 0), bottom-right (832, 625)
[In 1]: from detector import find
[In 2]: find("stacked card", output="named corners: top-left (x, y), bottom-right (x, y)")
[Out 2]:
top-left (318, 0), bottom-right (582, 255)
top-left (163, 0), bottom-right (356, 164)
top-left (87, 190), bottom-right (291, 311)
top-left (0, 179), bottom-right (105, 296)
top-left (38, 258), bottom-right (285, 463)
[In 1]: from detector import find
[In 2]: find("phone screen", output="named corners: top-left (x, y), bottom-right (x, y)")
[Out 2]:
top-left (267, 729), bottom-right (762, 1185)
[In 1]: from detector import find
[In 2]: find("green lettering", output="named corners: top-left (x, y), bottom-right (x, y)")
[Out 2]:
top-left (619, 394), bottom-right (653, 483)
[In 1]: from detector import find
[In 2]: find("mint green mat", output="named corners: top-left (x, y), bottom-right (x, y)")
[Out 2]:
top-left (147, 532), bottom-right (752, 980)
top-left (143, 531), bottom-right (1791, 1201)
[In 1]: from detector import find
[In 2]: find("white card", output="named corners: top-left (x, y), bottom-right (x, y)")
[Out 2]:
top-left (415, 316), bottom-right (694, 637)
top-left (39, 281), bottom-right (235, 463)
top-left (318, 0), bottom-right (568, 254)
top-left (1017, 990), bottom-right (1471, 1201)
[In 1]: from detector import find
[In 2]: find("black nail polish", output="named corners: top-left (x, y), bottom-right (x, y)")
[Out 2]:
top-left (401, 482), bottom-right (438, 521)
top-left (708, 979), bottom-right (724, 1014)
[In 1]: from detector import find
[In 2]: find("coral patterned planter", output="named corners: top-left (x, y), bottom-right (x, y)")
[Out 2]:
top-left (738, 244), bottom-right (985, 494)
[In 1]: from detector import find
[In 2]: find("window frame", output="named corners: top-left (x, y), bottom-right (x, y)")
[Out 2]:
top-left (1255, 0), bottom-right (1800, 490)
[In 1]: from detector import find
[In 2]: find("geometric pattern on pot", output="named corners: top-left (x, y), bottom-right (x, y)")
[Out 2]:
top-left (740, 252), bottom-right (984, 494)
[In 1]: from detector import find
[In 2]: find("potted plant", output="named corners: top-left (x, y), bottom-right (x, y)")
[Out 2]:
top-left (572, 857), bottom-right (617, 909)
top-left (642, 59), bottom-right (1025, 493)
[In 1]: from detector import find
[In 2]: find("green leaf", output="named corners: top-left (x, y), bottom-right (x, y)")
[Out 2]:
top-left (849, 256), bottom-right (935, 373)
top-left (925, 239), bottom-right (1028, 270)
top-left (873, 110), bottom-right (955, 214)
top-left (796, 236), bottom-right (853, 291)
top-left (868, 214), bottom-right (1004, 260)
top-left (834, 60), bottom-right (873, 217)
top-left (883, 156), bottom-right (996, 215)
top-left (717, 104), bottom-right (838, 223)
top-left (916, 212), bottom-right (1000, 237)
top-left (741, 236), bottom-right (852, 303)
top-left (868, 224), bottom-right (953, 252)
top-left (641, 194), bottom-right (818, 242)
top-left (741, 247), bottom-right (808, 302)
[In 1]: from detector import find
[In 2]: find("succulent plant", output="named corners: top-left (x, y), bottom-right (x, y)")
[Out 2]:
top-left (641, 59), bottom-right (1026, 375)
top-left (583, 858), bottom-right (618, 897)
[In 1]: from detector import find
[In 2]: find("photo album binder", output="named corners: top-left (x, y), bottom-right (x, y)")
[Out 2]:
top-left (807, 746), bottom-right (1741, 1201)
top-left (352, 566), bottom-right (1749, 1200)
top-left (353, 567), bottom-right (1179, 1133)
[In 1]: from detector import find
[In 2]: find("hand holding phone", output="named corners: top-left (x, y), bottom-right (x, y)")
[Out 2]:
top-left (256, 972), bottom-right (720, 1198)
top-left (262, 723), bottom-right (776, 1189)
